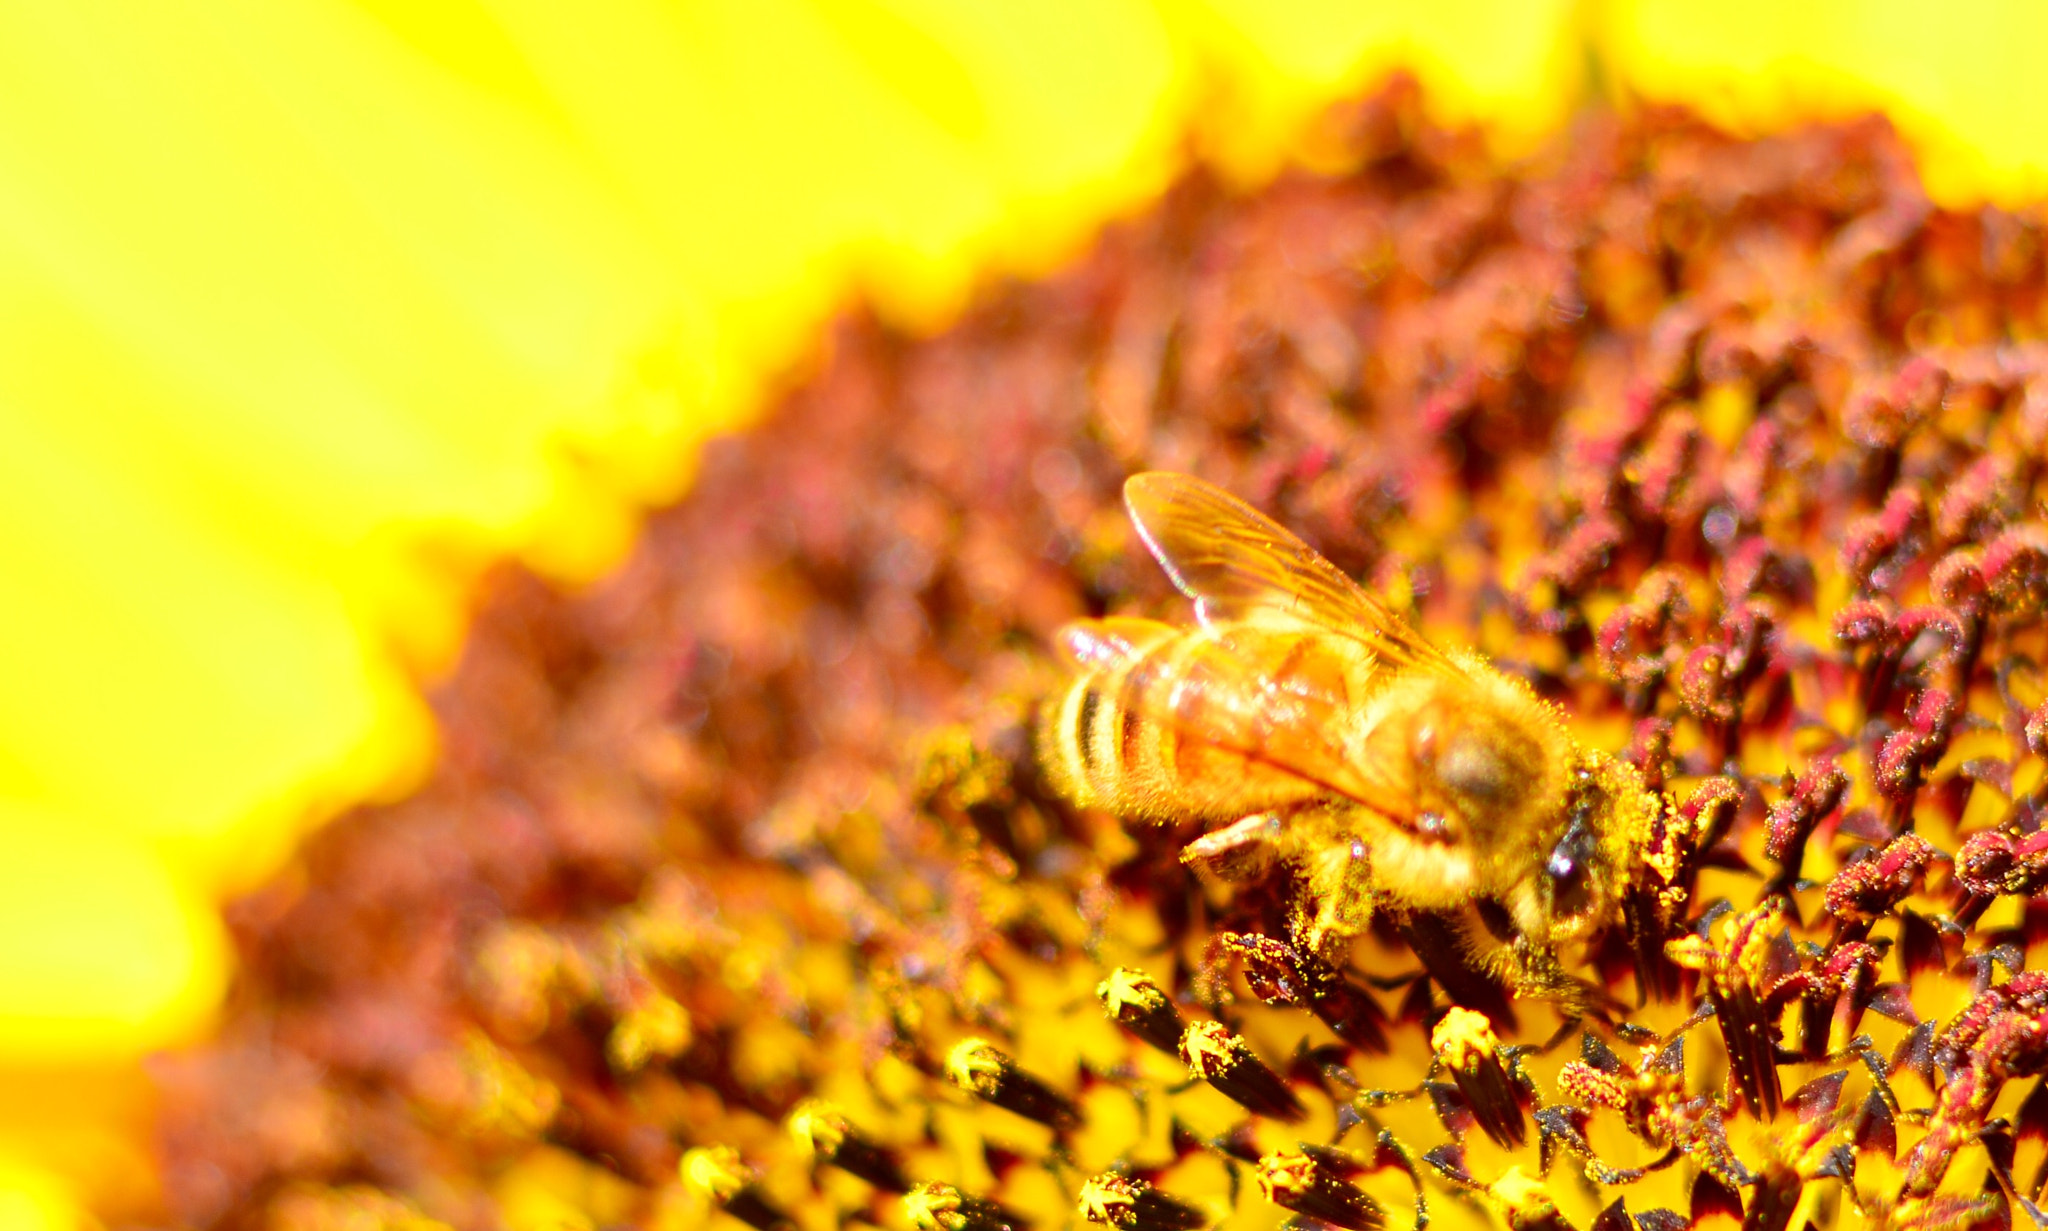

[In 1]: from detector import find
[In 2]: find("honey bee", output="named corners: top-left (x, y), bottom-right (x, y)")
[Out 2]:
top-left (1043, 472), bottom-right (1659, 1003)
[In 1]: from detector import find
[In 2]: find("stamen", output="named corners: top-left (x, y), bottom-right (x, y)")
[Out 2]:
top-left (905, 1182), bottom-right (1026, 1231)
top-left (1098, 967), bottom-right (1188, 1056)
top-left (1431, 1007), bottom-right (1529, 1148)
top-left (946, 1038), bottom-right (1080, 1130)
top-left (681, 1146), bottom-right (794, 1231)
top-left (1256, 1148), bottom-right (1385, 1231)
top-left (1178, 1021), bottom-right (1305, 1122)
top-left (787, 1099), bottom-right (908, 1192)
top-left (1076, 1174), bottom-right (1208, 1231)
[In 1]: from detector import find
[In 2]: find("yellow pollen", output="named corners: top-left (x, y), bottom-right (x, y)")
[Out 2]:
top-left (945, 1038), bottom-right (1008, 1096)
top-left (1431, 1006), bottom-right (1501, 1071)
top-left (1177, 1021), bottom-right (1245, 1078)
top-left (680, 1145), bottom-right (752, 1203)
top-left (787, 1098), bottom-right (849, 1156)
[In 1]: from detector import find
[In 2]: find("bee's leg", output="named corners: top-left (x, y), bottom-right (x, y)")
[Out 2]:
top-left (1288, 828), bottom-right (1377, 962)
top-left (1179, 811), bottom-right (1286, 882)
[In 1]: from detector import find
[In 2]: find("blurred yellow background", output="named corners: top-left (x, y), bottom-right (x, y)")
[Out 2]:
top-left (0, 0), bottom-right (2044, 1225)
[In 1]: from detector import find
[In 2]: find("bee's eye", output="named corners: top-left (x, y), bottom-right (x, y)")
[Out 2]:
top-left (1544, 814), bottom-right (1597, 920)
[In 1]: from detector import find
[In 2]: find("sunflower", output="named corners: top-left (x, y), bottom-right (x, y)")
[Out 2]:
top-left (148, 63), bottom-right (2048, 1231)
top-left (3, 4), bottom-right (2048, 1230)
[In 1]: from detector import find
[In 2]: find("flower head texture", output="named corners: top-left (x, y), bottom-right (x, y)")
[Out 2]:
top-left (149, 86), bottom-right (2048, 1231)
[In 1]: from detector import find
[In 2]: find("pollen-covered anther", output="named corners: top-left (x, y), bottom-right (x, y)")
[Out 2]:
top-left (1840, 486), bottom-right (1928, 593)
top-left (1929, 971), bottom-right (2048, 1074)
top-left (1097, 967), bottom-right (1187, 1056)
top-left (944, 1038), bottom-right (1080, 1130)
top-left (1625, 776), bottom-right (1737, 1001)
top-left (1431, 1007), bottom-right (1528, 1148)
top-left (1255, 1148), bottom-right (1385, 1230)
top-left (1956, 829), bottom-right (2048, 901)
top-left (1718, 600), bottom-right (1777, 681)
top-left (1830, 598), bottom-right (1895, 649)
top-left (1594, 569), bottom-right (1691, 704)
top-left (1873, 689), bottom-right (1957, 809)
top-left (1936, 454), bottom-right (2013, 541)
top-left (2027, 696), bottom-right (2048, 759)
top-left (681, 1146), bottom-right (792, 1231)
top-left (1929, 548), bottom-right (1988, 608)
top-left (1890, 1193), bottom-right (2009, 1231)
top-left (1555, 1061), bottom-right (1635, 1116)
top-left (1902, 1007), bottom-right (2048, 1206)
top-left (1763, 758), bottom-right (1848, 872)
top-left (1218, 932), bottom-right (1386, 1051)
top-left (1894, 974), bottom-right (2048, 1207)
top-left (904, 1182), bottom-right (1024, 1231)
top-left (1077, 1173), bottom-right (1208, 1231)
top-left (1721, 532), bottom-right (1808, 605)
top-left (787, 1099), bottom-right (908, 1192)
top-left (1178, 1020), bottom-right (1305, 1122)
top-left (1794, 941), bottom-right (1892, 1059)
top-left (1675, 644), bottom-right (1736, 725)
top-left (1841, 381), bottom-right (1917, 455)
top-left (1516, 514), bottom-right (1624, 630)
top-left (1649, 777), bottom-right (1739, 895)
top-left (1982, 523), bottom-right (2048, 615)
top-left (1628, 410), bottom-right (1702, 523)
top-left (1832, 597), bottom-right (1916, 713)
top-left (1624, 718), bottom-right (1672, 788)
top-left (1555, 1034), bottom-right (1688, 1165)
top-left (1657, 1095), bottom-right (1754, 1190)
top-left (681, 1146), bottom-right (753, 1205)
top-left (1824, 833), bottom-right (1937, 926)
top-left (1667, 904), bottom-right (1799, 1118)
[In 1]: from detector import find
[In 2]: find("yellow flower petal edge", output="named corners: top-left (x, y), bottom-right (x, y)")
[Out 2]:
top-left (1606, 0), bottom-right (2048, 205)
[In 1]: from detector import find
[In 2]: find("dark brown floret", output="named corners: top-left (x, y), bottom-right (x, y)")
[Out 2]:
top-left (1177, 1020), bottom-right (1305, 1123)
top-left (1667, 906), bottom-right (1799, 1119)
top-left (1097, 967), bottom-right (1188, 1056)
top-left (1763, 757), bottom-right (1848, 883)
top-left (905, 1182), bottom-right (1027, 1231)
top-left (1076, 1174), bottom-right (1207, 1231)
top-left (946, 1039), bottom-right (1081, 1131)
top-left (787, 1099), bottom-right (910, 1192)
top-left (1984, 525), bottom-right (2048, 614)
top-left (1256, 1148), bottom-right (1386, 1231)
top-left (682, 1147), bottom-right (796, 1231)
top-left (1624, 775), bottom-right (1735, 999)
top-left (1429, 1007), bottom-right (1531, 1149)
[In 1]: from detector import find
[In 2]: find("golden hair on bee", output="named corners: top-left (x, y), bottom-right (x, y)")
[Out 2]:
top-left (1041, 472), bottom-right (1659, 1004)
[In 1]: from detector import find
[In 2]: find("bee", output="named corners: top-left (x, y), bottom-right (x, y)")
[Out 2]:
top-left (1042, 472), bottom-right (1659, 1004)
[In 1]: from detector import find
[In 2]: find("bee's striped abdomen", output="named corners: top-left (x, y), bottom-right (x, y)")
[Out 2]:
top-left (1045, 618), bottom-right (1172, 810)
top-left (1044, 619), bottom-right (1360, 821)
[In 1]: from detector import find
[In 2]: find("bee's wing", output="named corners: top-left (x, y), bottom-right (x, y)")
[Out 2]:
top-left (1055, 617), bottom-right (1419, 823)
top-left (1123, 472), bottom-right (1459, 674)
